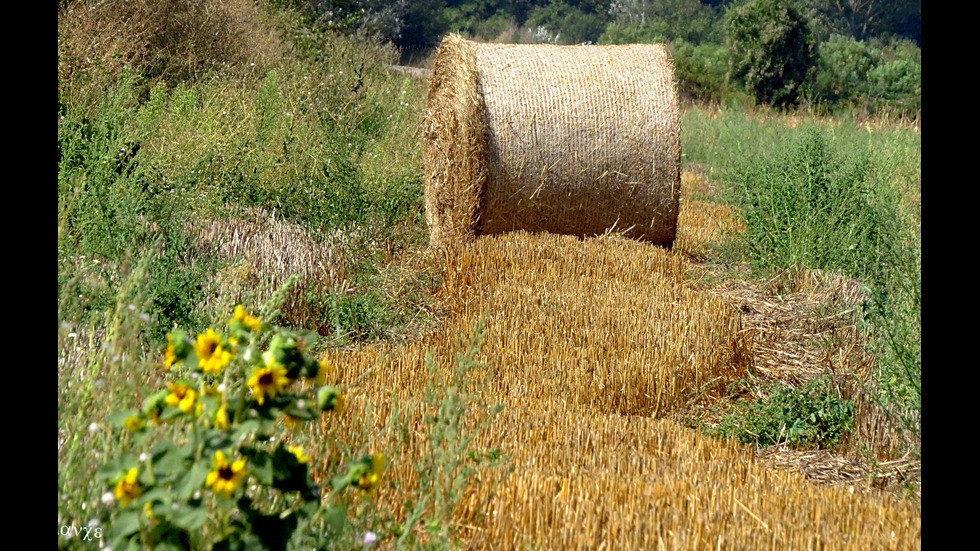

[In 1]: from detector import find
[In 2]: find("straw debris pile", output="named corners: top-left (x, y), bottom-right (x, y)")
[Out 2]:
top-left (422, 35), bottom-right (681, 246)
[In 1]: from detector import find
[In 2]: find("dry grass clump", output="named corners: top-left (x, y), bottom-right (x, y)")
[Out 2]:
top-left (191, 208), bottom-right (357, 334)
top-left (422, 35), bottom-right (681, 247)
top-left (58, 0), bottom-right (283, 87)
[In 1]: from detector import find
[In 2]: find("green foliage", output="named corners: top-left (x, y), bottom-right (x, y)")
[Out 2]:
top-left (397, 0), bottom-right (453, 52)
top-left (813, 34), bottom-right (920, 116)
top-left (712, 376), bottom-right (855, 448)
top-left (725, 0), bottom-right (817, 108)
top-left (601, 0), bottom-right (723, 44)
top-left (526, 1), bottom-right (607, 44)
top-left (863, 206), bottom-right (920, 458)
top-left (58, 69), bottom-right (213, 339)
top-left (87, 303), bottom-right (386, 550)
top-left (671, 38), bottom-right (732, 103)
top-left (807, 0), bottom-right (920, 43)
top-left (865, 58), bottom-right (920, 112)
top-left (596, 21), bottom-right (664, 44)
top-left (683, 105), bottom-right (920, 459)
top-left (724, 126), bottom-right (887, 280)
top-left (445, 1), bottom-right (519, 41)
top-left (60, 22), bottom-right (431, 344)
top-left (814, 33), bottom-right (879, 103)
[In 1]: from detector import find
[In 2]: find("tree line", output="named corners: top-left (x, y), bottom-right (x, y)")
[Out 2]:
top-left (270, 0), bottom-right (920, 115)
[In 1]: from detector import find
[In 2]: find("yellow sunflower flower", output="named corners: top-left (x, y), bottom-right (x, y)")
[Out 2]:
top-left (165, 383), bottom-right (198, 414)
top-left (231, 305), bottom-right (262, 332)
top-left (194, 328), bottom-right (233, 375)
top-left (205, 450), bottom-right (247, 499)
top-left (123, 415), bottom-right (146, 432)
top-left (114, 468), bottom-right (141, 506)
top-left (214, 405), bottom-right (231, 431)
top-left (247, 361), bottom-right (291, 405)
top-left (356, 453), bottom-right (385, 494)
top-left (163, 342), bottom-right (178, 370)
top-left (288, 445), bottom-right (310, 464)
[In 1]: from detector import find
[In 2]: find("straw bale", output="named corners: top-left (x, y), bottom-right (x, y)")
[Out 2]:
top-left (422, 35), bottom-right (681, 247)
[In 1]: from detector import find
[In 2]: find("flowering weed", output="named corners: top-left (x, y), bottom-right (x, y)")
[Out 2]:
top-left (94, 305), bottom-right (386, 550)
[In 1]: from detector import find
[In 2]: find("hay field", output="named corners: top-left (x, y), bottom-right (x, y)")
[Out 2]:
top-left (313, 173), bottom-right (920, 549)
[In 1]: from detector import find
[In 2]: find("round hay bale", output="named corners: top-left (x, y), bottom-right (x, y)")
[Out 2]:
top-left (421, 35), bottom-right (681, 247)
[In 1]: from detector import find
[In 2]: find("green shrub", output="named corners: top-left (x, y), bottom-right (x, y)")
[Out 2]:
top-left (814, 33), bottom-right (880, 104)
top-left (813, 34), bottom-right (920, 117)
top-left (671, 39), bottom-right (731, 103)
top-left (725, 0), bottom-right (817, 108)
top-left (866, 58), bottom-right (921, 114)
top-left (597, 22), bottom-right (665, 45)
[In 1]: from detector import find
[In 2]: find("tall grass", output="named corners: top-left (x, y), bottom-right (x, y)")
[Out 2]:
top-left (59, 8), bottom-right (431, 343)
top-left (58, 3), bottom-right (439, 544)
top-left (680, 103), bottom-right (921, 460)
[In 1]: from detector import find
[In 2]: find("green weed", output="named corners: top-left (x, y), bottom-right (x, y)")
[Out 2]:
top-left (724, 126), bottom-right (888, 280)
top-left (711, 376), bottom-right (856, 449)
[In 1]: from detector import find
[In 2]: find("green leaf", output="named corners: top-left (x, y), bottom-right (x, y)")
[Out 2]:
top-left (270, 445), bottom-right (311, 494)
top-left (112, 511), bottom-right (141, 537)
top-left (321, 504), bottom-right (349, 539)
top-left (96, 459), bottom-right (122, 482)
top-left (153, 442), bottom-right (185, 477)
top-left (246, 449), bottom-right (274, 485)
top-left (177, 461), bottom-right (210, 500)
top-left (231, 420), bottom-right (260, 443)
top-left (171, 504), bottom-right (208, 531)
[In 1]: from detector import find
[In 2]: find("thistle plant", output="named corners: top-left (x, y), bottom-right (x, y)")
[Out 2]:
top-left (96, 304), bottom-right (383, 550)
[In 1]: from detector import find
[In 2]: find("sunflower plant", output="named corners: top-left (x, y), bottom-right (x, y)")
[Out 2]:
top-left (96, 305), bottom-right (384, 550)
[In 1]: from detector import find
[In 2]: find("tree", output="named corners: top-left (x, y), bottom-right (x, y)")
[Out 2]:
top-left (810, 0), bottom-right (920, 43)
top-left (725, 0), bottom-right (817, 108)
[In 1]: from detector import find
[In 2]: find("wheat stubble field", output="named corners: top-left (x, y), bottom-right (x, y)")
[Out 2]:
top-left (58, 4), bottom-right (920, 546)
top-left (315, 171), bottom-right (921, 550)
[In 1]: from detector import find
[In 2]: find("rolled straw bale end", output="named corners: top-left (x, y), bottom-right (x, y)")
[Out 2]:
top-left (421, 34), bottom-right (490, 248)
top-left (422, 35), bottom-right (681, 248)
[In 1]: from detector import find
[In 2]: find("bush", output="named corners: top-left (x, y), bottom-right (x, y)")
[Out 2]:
top-left (866, 58), bottom-right (921, 114)
top-left (814, 34), bottom-right (880, 104)
top-left (671, 39), bottom-right (731, 103)
top-left (597, 22), bottom-right (665, 44)
top-left (813, 34), bottom-right (920, 117)
top-left (725, 0), bottom-right (817, 108)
